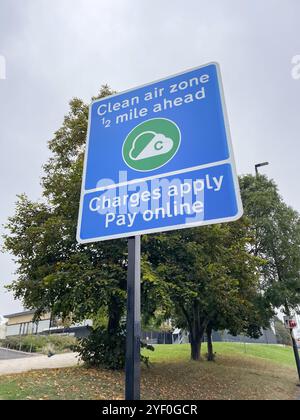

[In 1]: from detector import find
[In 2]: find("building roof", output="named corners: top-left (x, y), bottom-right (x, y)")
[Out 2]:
top-left (4, 310), bottom-right (35, 319)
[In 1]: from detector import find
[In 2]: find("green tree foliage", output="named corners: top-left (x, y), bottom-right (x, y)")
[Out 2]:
top-left (240, 174), bottom-right (300, 357)
top-left (76, 325), bottom-right (126, 370)
top-left (3, 87), bottom-right (132, 367)
top-left (144, 220), bottom-right (266, 360)
top-left (2, 87), bottom-right (164, 369)
top-left (239, 175), bottom-right (300, 314)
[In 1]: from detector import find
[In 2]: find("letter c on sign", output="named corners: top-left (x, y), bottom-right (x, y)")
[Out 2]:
top-left (97, 104), bottom-right (107, 116)
top-left (89, 197), bottom-right (101, 212)
top-left (154, 141), bottom-right (163, 150)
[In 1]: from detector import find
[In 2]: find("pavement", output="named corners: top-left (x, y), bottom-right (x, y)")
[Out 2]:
top-left (0, 350), bottom-right (81, 376)
top-left (0, 347), bottom-right (36, 360)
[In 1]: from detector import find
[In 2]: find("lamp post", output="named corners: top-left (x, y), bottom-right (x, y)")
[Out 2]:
top-left (255, 161), bottom-right (269, 176)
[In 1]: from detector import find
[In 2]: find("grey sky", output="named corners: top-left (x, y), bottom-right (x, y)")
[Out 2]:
top-left (0, 0), bottom-right (299, 314)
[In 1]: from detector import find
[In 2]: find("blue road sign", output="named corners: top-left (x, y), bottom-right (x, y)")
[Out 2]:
top-left (77, 63), bottom-right (243, 243)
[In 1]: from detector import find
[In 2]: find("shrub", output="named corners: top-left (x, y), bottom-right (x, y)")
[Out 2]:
top-left (76, 326), bottom-right (126, 370)
top-left (0, 334), bottom-right (77, 354)
top-left (76, 327), bottom-right (155, 370)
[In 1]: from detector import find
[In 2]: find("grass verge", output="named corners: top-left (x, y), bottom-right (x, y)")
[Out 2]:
top-left (0, 343), bottom-right (299, 400)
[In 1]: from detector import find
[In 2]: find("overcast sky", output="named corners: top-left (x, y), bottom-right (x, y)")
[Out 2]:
top-left (0, 0), bottom-right (299, 315)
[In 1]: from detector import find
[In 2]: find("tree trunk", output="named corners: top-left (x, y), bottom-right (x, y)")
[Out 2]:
top-left (206, 324), bottom-right (214, 361)
top-left (190, 337), bottom-right (202, 361)
top-left (107, 296), bottom-right (122, 334)
top-left (189, 302), bottom-right (207, 361)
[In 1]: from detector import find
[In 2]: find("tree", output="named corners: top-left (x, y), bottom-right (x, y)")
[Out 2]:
top-left (3, 86), bottom-right (171, 368)
top-left (240, 174), bottom-right (300, 376)
top-left (3, 87), bottom-right (134, 367)
top-left (144, 219), bottom-right (266, 361)
top-left (239, 175), bottom-right (300, 317)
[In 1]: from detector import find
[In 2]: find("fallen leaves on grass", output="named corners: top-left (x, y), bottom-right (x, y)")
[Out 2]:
top-left (0, 354), bottom-right (298, 400)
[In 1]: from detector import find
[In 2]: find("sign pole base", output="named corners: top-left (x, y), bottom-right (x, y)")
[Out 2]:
top-left (125, 235), bottom-right (141, 400)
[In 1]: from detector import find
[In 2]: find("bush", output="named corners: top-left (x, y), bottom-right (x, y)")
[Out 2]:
top-left (76, 327), bottom-right (155, 370)
top-left (76, 326), bottom-right (126, 370)
top-left (0, 334), bottom-right (77, 354)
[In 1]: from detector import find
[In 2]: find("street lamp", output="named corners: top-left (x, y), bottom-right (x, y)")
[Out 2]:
top-left (255, 161), bottom-right (269, 176)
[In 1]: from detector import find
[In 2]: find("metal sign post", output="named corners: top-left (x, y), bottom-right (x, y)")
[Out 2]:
top-left (284, 315), bottom-right (300, 382)
top-left (125, 236), bottom-right (141, 400)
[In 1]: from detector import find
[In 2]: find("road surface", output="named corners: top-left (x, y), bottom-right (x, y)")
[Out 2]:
top-left (0, 351), bottom-right (80, 376)
top-left (0, 347), bottom-right (36, 360)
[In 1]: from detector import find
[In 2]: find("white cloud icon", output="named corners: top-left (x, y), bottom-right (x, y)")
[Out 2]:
top-left (129, 131), bottom-right (174, 161)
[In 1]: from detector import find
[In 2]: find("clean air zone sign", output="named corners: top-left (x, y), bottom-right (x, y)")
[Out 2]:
top-left (77, 63), bottom-right (243, 243)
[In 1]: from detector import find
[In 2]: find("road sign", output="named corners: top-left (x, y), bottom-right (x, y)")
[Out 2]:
top-left (76, 63), bottom-right (244, 400)
top-left (284, 316), bottom-right (298, 329)
top-left (77, 62), bottom-right (243, 243)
